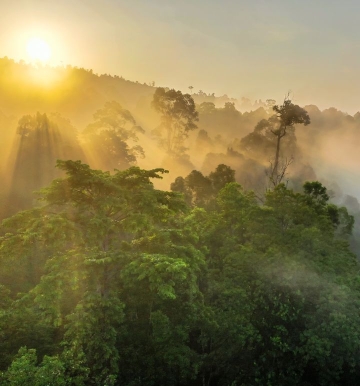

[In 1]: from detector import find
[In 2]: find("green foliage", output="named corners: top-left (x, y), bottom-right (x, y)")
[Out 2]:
top-left (303, 181), bottom-right (330, 205)
top-left (1, 347), bottom-right (67, 386)
top-left (1, 160), bottom-right (360, 386)
top-left (208, 164), bottom-right (235, 194)
top-left (171, 164), bottom-right (236, 208)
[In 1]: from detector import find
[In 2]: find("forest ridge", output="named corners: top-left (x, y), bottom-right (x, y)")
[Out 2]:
top-left (1, 57), bottom-right (360, 385)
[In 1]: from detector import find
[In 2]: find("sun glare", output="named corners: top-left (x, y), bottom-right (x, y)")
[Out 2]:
top-left (26, 38), bottom-right (51, 62)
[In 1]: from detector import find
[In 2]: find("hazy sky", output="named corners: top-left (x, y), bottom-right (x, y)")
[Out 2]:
top-left (1, 0), bottom-right (360, 112)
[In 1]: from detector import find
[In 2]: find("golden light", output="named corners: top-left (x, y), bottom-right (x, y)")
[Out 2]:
top-left (26, 37), bottom-right (51, 62)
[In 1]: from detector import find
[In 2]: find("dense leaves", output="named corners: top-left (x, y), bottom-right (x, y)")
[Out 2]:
top-left (0, 161), bottom-right (359, 386)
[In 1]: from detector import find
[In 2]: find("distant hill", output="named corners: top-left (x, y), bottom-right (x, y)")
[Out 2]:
top-left (0, 57), bottom-right (245, 128)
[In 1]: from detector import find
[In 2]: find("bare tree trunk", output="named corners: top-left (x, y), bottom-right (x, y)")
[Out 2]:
top-left (271, 133), bottom-right (281, 184)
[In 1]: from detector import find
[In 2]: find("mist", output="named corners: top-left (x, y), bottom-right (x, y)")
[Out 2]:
top-left (2, 55), bottom-right (360, 385)
top-left (2, 57), bottom-right (360, 208)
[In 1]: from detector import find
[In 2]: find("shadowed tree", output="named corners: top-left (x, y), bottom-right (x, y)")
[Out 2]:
top-left (4, 112), bottom-right (82, 217)
top-left (197, 102), bottom-right (216, 115)
top-left (152, 87), bottom-right (198, 156)
top-left (171, 164), bottom-right (236, 207)
top-left (208, 164), bottom-right (236, 194)
top-left (240, 118), bottom-right (277, 159)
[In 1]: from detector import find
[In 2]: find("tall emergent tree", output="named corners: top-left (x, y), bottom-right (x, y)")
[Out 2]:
top-left (269, 96), bottom-right (310, 185)
top-left (152, 88), bottom-right (198, 156)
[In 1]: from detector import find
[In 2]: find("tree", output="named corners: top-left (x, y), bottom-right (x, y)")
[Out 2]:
top-left (240, 118), bottom-right (278, 160)
top-left (198, 102), bottom-right (216, 115)
top-left (152, 88), bottom-right (198, 156)
top-left (1, 347), bottom-right (67, 386)
top-left (170, 176), bottom-right (192, 206)
top-left (171, 164), bottom-right (236, 208)
top-left (193, 181), bottom-right (360, 386)
top-left (208, 164), bottom-right (236, 194)
top-left (0, 160), bottom-right (206, 384)
top-left (224, 102), bottom-right (236, 111)
top-left (2, 158), bottom-right (360, 385)
top-left (265, 98), bottom-right (276, 113)
top-left (185, 170), bottom-right (213, 207)
top-left (269, 96), bottom-right (310, 185)
top-left (82, 101), bottom-right (144, 171)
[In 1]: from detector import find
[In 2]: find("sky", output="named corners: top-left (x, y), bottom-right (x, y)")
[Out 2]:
top-left (1, 0), bottom-right (360, 113)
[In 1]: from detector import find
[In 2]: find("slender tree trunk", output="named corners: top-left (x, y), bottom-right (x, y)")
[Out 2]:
top-left (272, 133), bottom-right (282, 185)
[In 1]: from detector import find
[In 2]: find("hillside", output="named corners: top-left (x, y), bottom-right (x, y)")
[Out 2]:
top-left (1, 57), bottom-right (360, 247)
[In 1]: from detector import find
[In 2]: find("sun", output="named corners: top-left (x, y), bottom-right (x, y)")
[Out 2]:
top-left (26, 38), bottom-right (51, 62)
